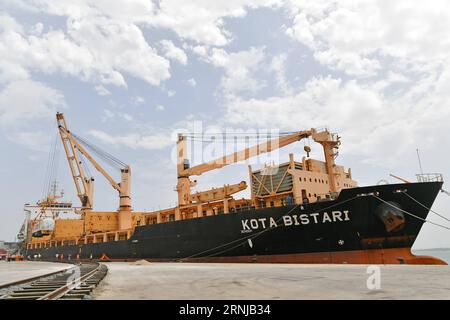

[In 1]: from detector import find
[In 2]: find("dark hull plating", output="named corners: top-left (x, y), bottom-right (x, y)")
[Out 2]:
top-left (26, 182), bottom-right (445, 264)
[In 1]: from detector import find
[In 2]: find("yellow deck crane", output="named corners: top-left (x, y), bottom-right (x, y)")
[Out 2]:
top-left (176, 128), bottom-right (340, 209)
top-left (56, 113), bottom-right (132, 230)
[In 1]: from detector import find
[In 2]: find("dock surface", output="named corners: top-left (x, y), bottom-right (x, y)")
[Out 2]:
top-left (0, 261), bottom-right (71, 287)
top-left (93, 262), bottom-right (450, 299)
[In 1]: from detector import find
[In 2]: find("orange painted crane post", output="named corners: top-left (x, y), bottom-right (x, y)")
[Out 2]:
top-left (311, 130), bottom-right (341, 193)
top-left (56, 113), bottom-right (132, 230)
top-left (175, 128), bottom-right (342, 207)
top-left (56, 113), bottom-right (94, 209)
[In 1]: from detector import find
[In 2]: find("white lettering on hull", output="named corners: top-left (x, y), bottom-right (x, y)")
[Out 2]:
top-left (240, 210), bottom-right (351, 233)
top-left (269, 217), bottom-right (277, 228)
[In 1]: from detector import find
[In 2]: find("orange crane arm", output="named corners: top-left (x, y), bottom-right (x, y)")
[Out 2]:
top-left (178, 130), bottom-right (314, 177)
top-left (56, 113), bottom-right (132, 216)
top-left (176, 127), bottom-right (341, 206)
top-left (175, 129), bottom-right (318, 206)
top-left (58, 126), bottom-right (121, 191)
top-left (57, 113), bottom-right (94, 208)
top-left (190, 181), bottom-right (247, 203)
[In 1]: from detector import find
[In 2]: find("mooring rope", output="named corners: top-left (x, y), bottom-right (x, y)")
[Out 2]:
top-left (402, 191), bottom-right (450, 223)
top-left (372, 195), bottom-right (450, 231)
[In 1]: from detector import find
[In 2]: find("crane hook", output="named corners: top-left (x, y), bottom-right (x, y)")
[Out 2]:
top-left (304, 146), bottom-right (311, 157)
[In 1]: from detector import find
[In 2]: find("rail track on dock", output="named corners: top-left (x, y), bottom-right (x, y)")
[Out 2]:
top-left (0, 262), bottom-right (107, 300)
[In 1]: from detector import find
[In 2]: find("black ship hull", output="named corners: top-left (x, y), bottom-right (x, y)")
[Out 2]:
top-left (26, 182), bottom-right (447, 264)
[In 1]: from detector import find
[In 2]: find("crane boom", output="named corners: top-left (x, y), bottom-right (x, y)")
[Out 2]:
top-left (56, 113), bottom-right (132, 230)
top-left (59, 126), bottom-right (121, 191)
top-left (178, 130), bottom-right (313, 177)
top-left (176, 128), bottom-right (340, 206)
top-left (190, 181), bottom-right (247, 203)
top-left (57, 113), bottom-right (94, 209)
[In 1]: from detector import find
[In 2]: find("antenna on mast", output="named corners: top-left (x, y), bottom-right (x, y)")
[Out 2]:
top-left (416, 148), bottom-right (424, 175)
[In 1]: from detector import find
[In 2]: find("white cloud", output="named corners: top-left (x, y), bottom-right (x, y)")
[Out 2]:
top-left (132, 96), bottom-right (145, 105)
top-left (159, 40), bottom-right (188, 65)
top-left (0, 60), bottom-right (29, 84)
top-left (0, 8), bottom-right (170, 87)
top-left (1, 1), bottom-right (285, 88)
top-left (101, 109), bottom-right (115, 122)
top-left (224, 75), bottom-right (450, 167)
top-left (156, 105), bottom-right (165, 111)
top-left (88, 129), bottom-right (173, 150)
top-left (31, 22), bottom-right (44, 35)
top-left (191, 45), bottom-right (209, 57)
top-left (0, 12), bottom-right (23, 34)
top-left (7, 131), bottom-right (51, 152)
top-left (285, 0), bottom-right (450, 77)
top-left (95, 85), bottom-right (111, 96)
top-left (7, 0), bottom-right (156, 23)
top-left (167, 90), bottom-right (176, 97)
top-left (0, 14), bottom-right (28, 83)
top-left (149, 0), bottom-right (282, 46)
top-left (66, 16), bottom-right (170, 86)
top-left (100, 109), bottom-right (134, 122)
top-left (72, 1), bottom-right (281, 46)
top-left (6, 0), bottom-right (281, 48)
top-left (219, 47), bottom-right (265, 94)
top-left (269, 53), bottom-right (292, 95)
top-left (208, 47), bottom-right (266, 96)
top-left (187, 78), bottom-right (197, 87)
top-left (0, 79), bottom-right (65, 126)
top-left (122, 113), bottom-right (133, 121)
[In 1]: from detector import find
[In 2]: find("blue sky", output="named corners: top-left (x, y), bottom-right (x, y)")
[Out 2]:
top-left (1, 0), bottom-right (450, 249)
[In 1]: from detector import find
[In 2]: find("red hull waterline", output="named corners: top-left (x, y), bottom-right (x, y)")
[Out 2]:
top-left (89, 248), bottom-right (446, 265)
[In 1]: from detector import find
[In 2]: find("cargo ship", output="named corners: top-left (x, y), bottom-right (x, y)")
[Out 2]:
top-left (21, 113), bottom-right (447, 264)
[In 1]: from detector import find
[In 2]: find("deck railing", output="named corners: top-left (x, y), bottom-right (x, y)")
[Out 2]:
top-left (416, 173), bottom-right (444, 183)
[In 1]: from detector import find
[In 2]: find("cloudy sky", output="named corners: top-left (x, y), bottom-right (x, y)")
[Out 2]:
top-left (1, 0), bottom-right (450, 249)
